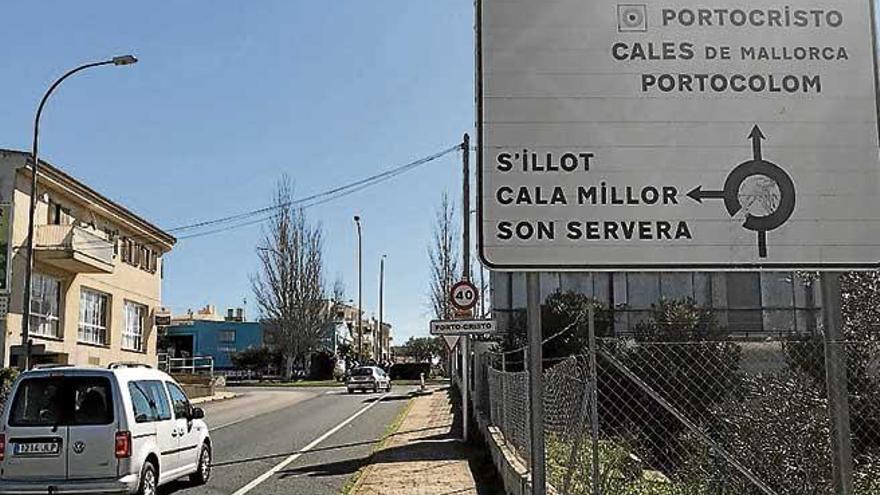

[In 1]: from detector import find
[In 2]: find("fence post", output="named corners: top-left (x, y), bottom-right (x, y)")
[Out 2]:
top-left (820, 272), bottom-right (854, 495)
top-left (588, 305), bottom-right (600, 495)
top-left (527, 272), bottom-right (545, 495)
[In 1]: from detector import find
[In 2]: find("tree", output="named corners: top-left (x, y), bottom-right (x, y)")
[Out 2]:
top-left (230, 346), bottom-right (281, 378)
top-left (428, 192), bottom-right (460, 320)
top-left (252, 176), bottom-right (334, 380)
top-left (401, 337), bottom-right (445, 363)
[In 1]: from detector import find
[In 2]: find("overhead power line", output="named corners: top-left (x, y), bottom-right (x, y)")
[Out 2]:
top-left (52, 143), bottom-right (462, 250)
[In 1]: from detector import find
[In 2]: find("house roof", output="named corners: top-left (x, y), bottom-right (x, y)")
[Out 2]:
top-left (0, 149), bottom-right (176, 250)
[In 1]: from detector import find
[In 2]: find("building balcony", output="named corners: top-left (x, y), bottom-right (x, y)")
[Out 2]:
top-left (35, 224), bottom-right (114, 273)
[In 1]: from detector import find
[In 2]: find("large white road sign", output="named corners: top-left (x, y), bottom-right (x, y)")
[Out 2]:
top-left (477, 0), bottom-right (880, 270)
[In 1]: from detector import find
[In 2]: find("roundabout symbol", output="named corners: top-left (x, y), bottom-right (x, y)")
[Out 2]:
top-left (686, 125), bottom-right (796, 258)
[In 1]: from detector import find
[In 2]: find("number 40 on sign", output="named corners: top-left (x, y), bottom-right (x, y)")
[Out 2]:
top-left (450, 280), bottom-right (478, 311)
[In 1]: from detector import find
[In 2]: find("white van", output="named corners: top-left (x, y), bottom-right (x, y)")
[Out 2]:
top-left (0, 364), bottom-right (212, 495)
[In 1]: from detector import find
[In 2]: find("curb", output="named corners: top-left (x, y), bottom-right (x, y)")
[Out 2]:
top-left (192, 391), bottom-right (238, 405)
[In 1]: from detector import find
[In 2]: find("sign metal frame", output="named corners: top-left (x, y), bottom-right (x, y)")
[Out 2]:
top-left (475, 0), bottom-right (880, 272)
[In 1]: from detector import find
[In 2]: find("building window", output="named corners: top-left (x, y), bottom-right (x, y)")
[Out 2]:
top-left (120, 237), bottom-right (158, 274)
top-left (218, 330), bottom-right (235, 344)
top-left (123, 301), bottom-right (147, 352)
top-left (726, 272), bottom-right (764, 335)
top-left (79, 288), bottom-right (109, 345)
top-left (30, 273), bottom-right (61, 338)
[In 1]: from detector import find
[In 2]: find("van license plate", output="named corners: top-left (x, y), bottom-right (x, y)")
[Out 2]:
top-left (14, 441), bottom-right (60, 456)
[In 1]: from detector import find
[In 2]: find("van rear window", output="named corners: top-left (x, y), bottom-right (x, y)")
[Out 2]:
top-left (10, 377), bottom-right (114, 427)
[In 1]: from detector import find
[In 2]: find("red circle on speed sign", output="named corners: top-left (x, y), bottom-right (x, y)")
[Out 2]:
top-left (450, 280), bottom-right (478, 311)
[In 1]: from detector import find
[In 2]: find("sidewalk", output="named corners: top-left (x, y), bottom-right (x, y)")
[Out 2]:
top-left (353, 387), bottom-right (481, 495)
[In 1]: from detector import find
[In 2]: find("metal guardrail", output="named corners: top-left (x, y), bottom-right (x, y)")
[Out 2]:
top-left (158, 353), bottom-right (214, 376)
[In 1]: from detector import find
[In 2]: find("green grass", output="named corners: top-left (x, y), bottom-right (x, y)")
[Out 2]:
top-left (339, 395), bottom-right (416, 495)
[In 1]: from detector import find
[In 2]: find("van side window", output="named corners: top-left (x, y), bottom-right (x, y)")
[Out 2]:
top-left (129, 383), bottom-right (154, 422)
top-left (128, 380), bottom-right (172, 423)
top-left (166, 382), bottom-right (190, 419)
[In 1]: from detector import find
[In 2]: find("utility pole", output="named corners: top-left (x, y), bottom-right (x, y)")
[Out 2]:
top-left (461, 133), bottom-right (471, 442)
top-left (378, 254), bottom-right (386, 362)
top-left (354, 216), bottom-right (363, 363)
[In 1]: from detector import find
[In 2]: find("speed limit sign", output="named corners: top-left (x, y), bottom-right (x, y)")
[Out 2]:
top-left (450, 280), bottom-right (478, 311)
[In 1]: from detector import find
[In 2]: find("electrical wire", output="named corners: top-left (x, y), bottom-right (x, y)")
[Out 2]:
top-left (44, 143), bottom-right (462, 247)
top-left (169, 144), bottom-right (461, 235)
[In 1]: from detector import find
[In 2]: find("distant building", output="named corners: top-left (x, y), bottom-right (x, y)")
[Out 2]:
top-left (491, 272), bottom-right (821, 337)
top-left (163, 306), bottom-right (263, 370)
top-left (320, 301), bottom-right (393, 362)
top-left (0, 150), bottom-right (176, 368)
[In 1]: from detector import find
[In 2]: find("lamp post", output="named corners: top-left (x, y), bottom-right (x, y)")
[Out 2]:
top-left (378, 254), bottom-right (386, 363)
top-left (21, 55), bottom-right (138, 370)
top-left (353, 216), bottom-right (363, 363)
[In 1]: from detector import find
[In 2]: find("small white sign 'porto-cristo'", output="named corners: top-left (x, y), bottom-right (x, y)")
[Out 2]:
top-left (478, 0), bottom-right (880, 269)
top-left (430, 319), bottom-right (498, 336)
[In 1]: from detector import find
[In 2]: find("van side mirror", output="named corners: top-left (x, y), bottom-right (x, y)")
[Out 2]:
top-left (190, 407), bottom-right (205, 420)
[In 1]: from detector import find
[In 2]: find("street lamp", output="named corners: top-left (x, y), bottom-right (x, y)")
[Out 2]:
top-left (378, 254), bottom-right (386, 362)
top-left (353, 215), bottom-right (363, 363)
top-left (20, 55), bottom-right (138, 370)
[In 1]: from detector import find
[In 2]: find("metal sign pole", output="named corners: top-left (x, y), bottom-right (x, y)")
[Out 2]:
top-left (821, 272), bottom-right (854, 495)
top-left (462, 335), bottom-right (469, 442)
top-left (461, 133), bottom-right (471, 443)
top-left (527, 272), bottom-right (545, 495)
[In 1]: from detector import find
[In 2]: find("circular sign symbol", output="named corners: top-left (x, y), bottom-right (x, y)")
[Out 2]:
top-left (621, 7), bottom-right (644, 28)
top-left (450, 280), bottom-right (478, 311)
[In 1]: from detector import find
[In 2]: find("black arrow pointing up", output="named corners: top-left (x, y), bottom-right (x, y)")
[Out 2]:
top-left (749, 124), bottom-right (765, 161)
top-left (686, 185), bottom-right (724, 204)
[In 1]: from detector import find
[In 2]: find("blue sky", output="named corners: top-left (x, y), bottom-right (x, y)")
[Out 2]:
top-left (0, 1), bottom-right (474, 344)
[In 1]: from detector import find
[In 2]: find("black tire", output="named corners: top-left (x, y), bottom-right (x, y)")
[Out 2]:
top-left (387, 383), bottom-right (393, 392)
top-left (373, 384), bottom-right (379, 393)
top-left (190, 442), bottom-right (212, 485)
top-left (137, 461), bottom-right (158, 495)
top-left (347, 388), bottom-right (354, 394)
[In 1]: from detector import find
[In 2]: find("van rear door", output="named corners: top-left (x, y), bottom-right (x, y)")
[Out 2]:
top-left (65, 376), bottom-right (118, 480)
top-left (2, 376), bottom-right (68, 482)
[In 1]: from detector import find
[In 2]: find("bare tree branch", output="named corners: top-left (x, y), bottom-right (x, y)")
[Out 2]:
top-left (428, 192), bottom-right (460, 320)
top-left (252, 175), bottom-right (332, 380)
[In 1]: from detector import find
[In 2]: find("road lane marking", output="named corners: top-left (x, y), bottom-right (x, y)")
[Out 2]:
top-left (230, 391), bottom-right (390, 495)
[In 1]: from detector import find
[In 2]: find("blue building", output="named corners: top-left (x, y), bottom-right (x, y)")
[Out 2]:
top-left (164, 316), bottom-right (264, 370)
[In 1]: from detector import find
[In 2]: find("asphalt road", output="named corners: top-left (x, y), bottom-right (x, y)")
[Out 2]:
top-left (159, 386), bottom-right (414, 495)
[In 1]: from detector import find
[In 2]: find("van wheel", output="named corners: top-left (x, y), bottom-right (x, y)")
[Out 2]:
top-left (138, 461), bottom-right (158, 495)
top-left (190, 442), bottom-right (212, 485)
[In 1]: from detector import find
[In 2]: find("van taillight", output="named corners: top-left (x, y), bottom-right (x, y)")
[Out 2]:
top-left (115, 431), bottom-right (131, 458)
top-left (0, 433), bottom-right (5, 461)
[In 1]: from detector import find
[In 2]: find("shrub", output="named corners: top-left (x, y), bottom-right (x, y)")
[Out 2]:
top-left (0, 368), bottom-right (18, 411)
top-left (389, 362), bottom-right (431, 380)
top-left (545, 432), bottom-right (707, 495)
top-left (308, 351), bottom-right (336, 380)
top-left (599, 299), bottom-right (741, 473)
top-left (495, 290), bottom-right (615, 371)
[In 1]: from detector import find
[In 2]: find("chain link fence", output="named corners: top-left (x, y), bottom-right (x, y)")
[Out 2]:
top-left (482, 336), bottom-right (880, 494)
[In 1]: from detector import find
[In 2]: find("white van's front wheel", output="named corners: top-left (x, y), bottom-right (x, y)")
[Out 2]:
top-left (191, 442), bottom-right (212, 485)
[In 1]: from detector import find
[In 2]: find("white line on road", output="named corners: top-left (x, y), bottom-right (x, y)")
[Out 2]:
top-left (230, 392), bottom-right (390, 495)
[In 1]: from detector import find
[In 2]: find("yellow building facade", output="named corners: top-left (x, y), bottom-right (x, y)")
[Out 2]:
top-left (0, 150), bottom-right (175, 368)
